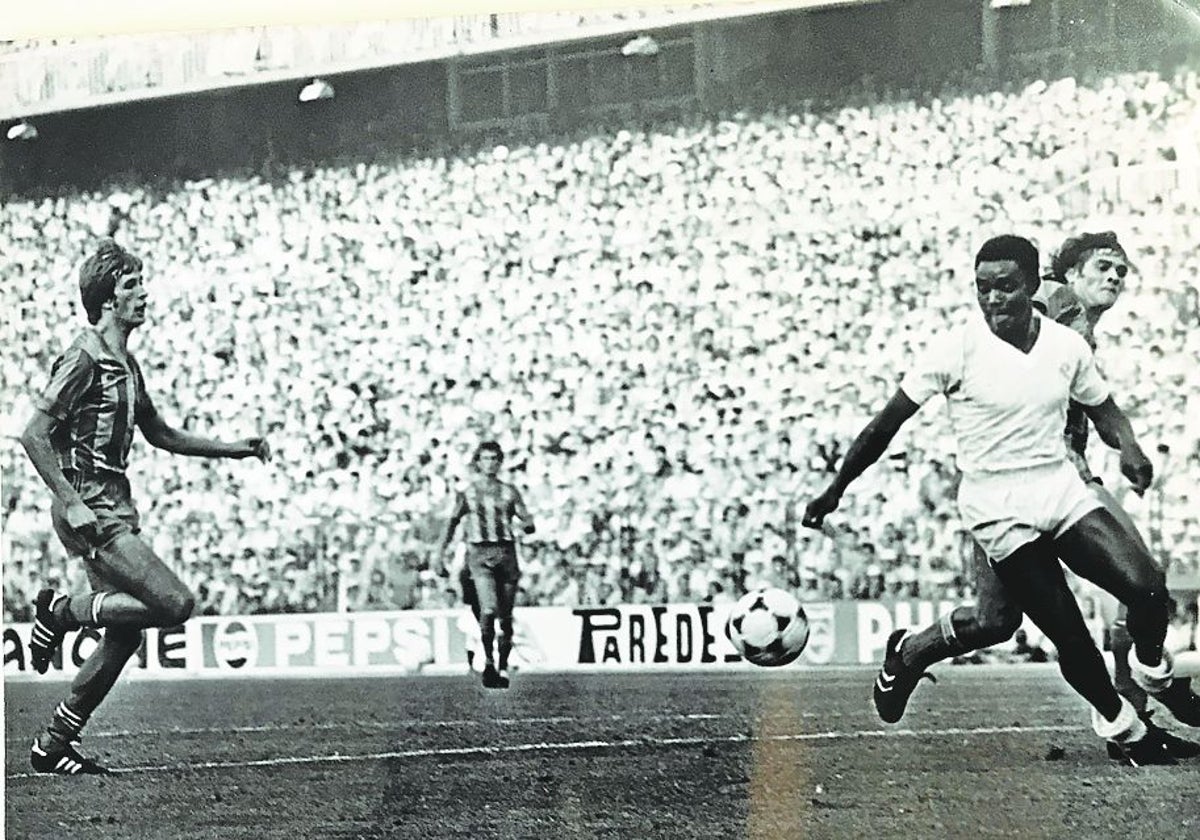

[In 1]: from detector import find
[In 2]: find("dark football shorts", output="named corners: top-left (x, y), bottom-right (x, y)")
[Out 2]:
top-left (51, 470), bottom-right (140, 557)
top-left (465, 543), bottom-right (520, 617)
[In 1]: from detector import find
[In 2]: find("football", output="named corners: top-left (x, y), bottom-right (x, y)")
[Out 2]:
top-left (725, 587), bottom-right (810, 667)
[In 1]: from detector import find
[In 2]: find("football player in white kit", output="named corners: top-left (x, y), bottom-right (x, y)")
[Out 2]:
top-left (817, 231), bottom-right (1199, 760)
top-left (803, 235), bottom-right (1197, 766)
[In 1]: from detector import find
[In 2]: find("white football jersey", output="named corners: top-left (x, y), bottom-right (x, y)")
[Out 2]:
top-left (901, 312), bottom-right (1109, 476)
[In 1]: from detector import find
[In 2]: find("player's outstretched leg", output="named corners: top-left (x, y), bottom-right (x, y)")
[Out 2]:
top-left (1090, 485), bottom-right (1154, 715)
top-left (1056, 510), bottom-right (1200, 731)
top-left (873, 545), bottom-right (1019, 723)
top-left (1084, 484), bottom-right (1199, 755)
top-left (30, 625), bottom-right (144, 775)
top-left (996, 538), bottom-right (1175, 765)
top-left (30, 537), bottom-right (195, 775)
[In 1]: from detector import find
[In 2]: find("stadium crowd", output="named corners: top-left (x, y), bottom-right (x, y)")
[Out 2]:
top-left (3, 66), bottom-right (1198, 628)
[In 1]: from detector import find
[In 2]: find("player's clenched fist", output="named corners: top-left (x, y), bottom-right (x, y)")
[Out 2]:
top-left (802, 487), bottom-right (841, 530)
top-left (1119, 445), bottom-right (1152, 496)
top-left (237, 437), bottom-right (272, 462)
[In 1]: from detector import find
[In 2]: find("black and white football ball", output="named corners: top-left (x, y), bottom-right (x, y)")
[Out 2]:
top-left (725, 587), bottom-right (810, 667)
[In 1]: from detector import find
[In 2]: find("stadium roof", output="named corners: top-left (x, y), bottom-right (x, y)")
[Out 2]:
top-left (2, 1), bottom-right (888, 120)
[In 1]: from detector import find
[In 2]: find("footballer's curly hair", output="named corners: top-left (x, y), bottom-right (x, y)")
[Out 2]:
top-left (472, 441), bottom-right (504, 464)
top-left (78, 239), bottom-right (143, 325)
top-left (975, 235), bottom-right (1040, 288)
top-left (1048, 231), bottom-right (1128, 284)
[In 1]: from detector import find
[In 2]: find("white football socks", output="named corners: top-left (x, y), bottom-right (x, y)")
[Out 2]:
top-left (1128, 648), bottom-right (1174, 695)
top-left (1092, 696), bottom-right (1146, 743)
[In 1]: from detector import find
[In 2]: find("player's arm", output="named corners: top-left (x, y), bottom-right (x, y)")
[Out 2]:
top-left (137, 399), bottom-right (269, 461)
top-left (439, 492), bottom-right (468, 554)
top-left (22, 348), bottom-right (101, 536)
top-left (1081, 397), bottom-right (1153, 495)
top-left (802, 389), bottom-right (921, 528)
top-left (20, 409), bottom-right (92, 519)
top-left (1067, 335), bottom-right (1152, 495)
top-left (512, 489), bottom-right (536, 536)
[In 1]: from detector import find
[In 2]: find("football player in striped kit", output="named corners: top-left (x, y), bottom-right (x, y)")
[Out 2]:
top-left (1027, 232), bottom-right (1197, 758)
top-left (440, 441), bottom-right (536, 688)
top-left (20, 240), bottom-right (271, 774)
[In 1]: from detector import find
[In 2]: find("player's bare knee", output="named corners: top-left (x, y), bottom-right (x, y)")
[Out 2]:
top-left (152, 591), bottom-right (195, 626)
top-left (172, 593), bottom-right (196, 624)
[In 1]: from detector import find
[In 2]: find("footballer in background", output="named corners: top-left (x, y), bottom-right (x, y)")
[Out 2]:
top-left (439, 441), bottom-right (537, 688)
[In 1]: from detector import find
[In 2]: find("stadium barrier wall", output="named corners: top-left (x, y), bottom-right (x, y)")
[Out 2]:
top-left (10, 597), bottom-right (1194, 681)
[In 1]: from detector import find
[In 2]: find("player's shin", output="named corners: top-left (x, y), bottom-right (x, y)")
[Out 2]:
top-left (1109, 622), bottom-right (1148, 713)
top-left (1058, 636), bottom-right (1125, 723)
top-left (479, 616), bottom-right (497, 667)
top-left (896, 611), bottom-right (967, 670)
top-left (43, 700), bottom-right (90, 750)
top-left (42, 628), bottom-right (143, 749)
top-left (1121, 573), bottom-right (1169, 670)
top-left (497, 626), bottom-right (513, 672)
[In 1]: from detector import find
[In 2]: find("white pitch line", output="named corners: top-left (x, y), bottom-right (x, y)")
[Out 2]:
top-left (5, 712), bottom-right (726, 742)
top-left (4, 704), bottom-right (1072, 744)
top-left (6, 722), bottom-right (1087, 781)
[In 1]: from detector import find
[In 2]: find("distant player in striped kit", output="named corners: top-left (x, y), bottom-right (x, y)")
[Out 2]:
top-left (440, 441), bottom-right (535, 689)
top-left (20, 240), bottom-right (271, 774)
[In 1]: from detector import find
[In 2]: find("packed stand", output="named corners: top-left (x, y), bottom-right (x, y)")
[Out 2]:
top-left (3, 68), bottom-right (1198, 621)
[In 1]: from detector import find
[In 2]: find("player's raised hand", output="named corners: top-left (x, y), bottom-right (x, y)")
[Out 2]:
top-left (1119, 444), bottom-right (1153, 496)
top-left (802, 487), bottom-right (842, 530)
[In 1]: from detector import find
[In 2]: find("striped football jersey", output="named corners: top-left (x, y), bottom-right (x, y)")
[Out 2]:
top-left (34, 329), bottom-right (153, 475)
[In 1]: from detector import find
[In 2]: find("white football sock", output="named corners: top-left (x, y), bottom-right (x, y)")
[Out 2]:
top-left (1092, 696), bottom-right (1147, 743)
top-left (1128, 648), bottom-right (1174, 694)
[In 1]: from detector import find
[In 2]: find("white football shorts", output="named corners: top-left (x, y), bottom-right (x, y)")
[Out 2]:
top-left (958, 460), bottom-right (1102, 563)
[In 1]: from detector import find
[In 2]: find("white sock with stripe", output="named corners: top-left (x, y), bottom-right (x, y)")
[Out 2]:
top-left (47, 700), bottom-right (89, 747)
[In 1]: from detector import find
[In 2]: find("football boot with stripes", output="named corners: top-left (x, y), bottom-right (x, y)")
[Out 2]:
top-left (873, 629), bottom-right (937, 724)
top-left (30, 739), bottom-right (108, 776)
top-left (29, 589), bottom-right (69, 675)
top-left (1106, 711), bottom-right (1200, 761)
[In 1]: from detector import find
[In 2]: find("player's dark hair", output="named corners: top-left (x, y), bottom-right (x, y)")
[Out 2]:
top-left (79, 239), bottom-right (142, 325)
top-left (472, 441), bottom-right (504, 463)
top-left (1048, 231), bottom-right (1128, 283)
top-left (975, 235), bottom-right (1039, 287)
